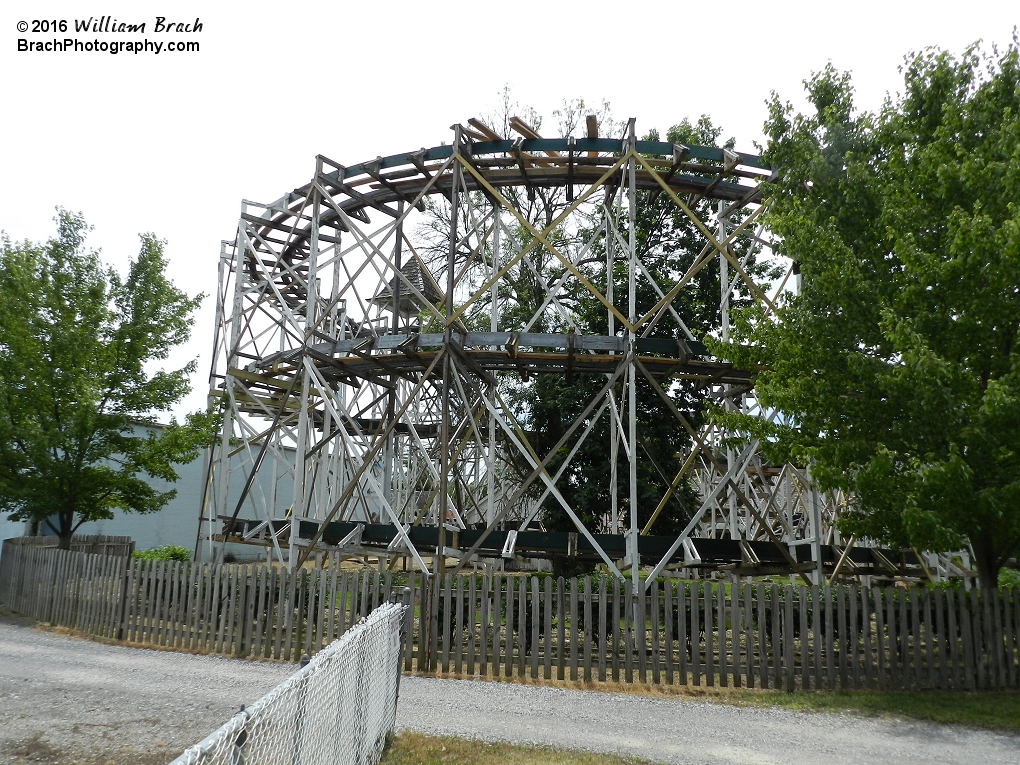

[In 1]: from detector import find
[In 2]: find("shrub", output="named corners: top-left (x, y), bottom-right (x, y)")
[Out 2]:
top-left (132, 545), bottom-right (191, 562)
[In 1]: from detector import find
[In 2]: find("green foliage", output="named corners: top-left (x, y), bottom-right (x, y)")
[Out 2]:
top-left (722, 40), bottom-right (1020, 590)
top-left (999, 567), bottom-right (1020, 590)
top-left (132, 544), bottom-right (191, 562)
top-left (0, 210), bottom-right (219, 548)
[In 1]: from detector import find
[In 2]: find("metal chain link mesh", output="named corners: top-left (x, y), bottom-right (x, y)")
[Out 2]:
top-left (170, 601), bottom-right (406, 765)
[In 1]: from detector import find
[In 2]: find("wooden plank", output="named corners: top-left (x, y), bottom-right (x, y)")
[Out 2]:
top-left (544, 576), bottom-right (553, 680)
top-left (897, 585), bottom-right (908, 689)
top-left (272, 568), bottom-right (286, 660)
top-left (531, 576), bottom-right (540, 679)
top-left (946, 586), bottom-right (962, 689)
top-left (811, 584), bottom-right (822, 690)
top-left (226, 565), bottom-right (241, 655)
top-left (873, 587), bottom-right (887, 689)
top-left (677, 581), bottom-right (688, 685)
top-left (849, 584), bottom-right (860, 689)
top-left (970, 588), bottom-right (985, 689)
top-left (492, 574), bottom-right (503, 678)
top-left (454, 575), bottom-right (464, 675)
top-left (959, 587), bottom-right (977, 690)
top-left (934, 586), bottom-right (948, 689)
top-left (743, 582), bottom-right (754, 688)
top-left (504, 575), bottom-right (515, 677)
top-left (691, 581), bottom-right (701, 686)
top-left (798, 584), bottom-right (810, 689)
top-left (922, 587), bottom-right (934, 689)
top-left (770, 583), bottom-right (781, 689)
top-left (650, 581), bottom-right (661, 685)
top-left (756, 583), bottom-right (767, 689)
top-left (519, 576), bottom-right (529, 679)
top-left (861, 585), bottom-right (875, 690)
top-left (315, 567), bottom-right (328, 652)
top-left (359, 568), bottom-right (370, 619)
top-left (441, 572), bottom-right (452, 674)
top-left (910, 585), bottom-right (922, 689)
top-left (1003, 588), bottom-right (1016, 688)
top-left (731, 579), bottom-right (741, 688)
top-left (704, 581), bottom-right (715, 687)
top-left (611, 578), bottom-right (620, 682)
top-left (479, 573), bottom-right (490, 677)
top-left (636, 581), bottom-right (647, 684)
top-left (556, 576), bottom-right (566, 681)
top-left (825, 585), bottom-right (836, 690)
top-left (784, 585), bottom-right (795, 692)
top-left (302, 570), bottom-right (317, 658)
top-left (835, 584), bottom-right (848, 690)
top-left (466, 574), bottom-right (477, 676)
top-left (717, 582), bottom-right (727, 687)
top-left (664, 580), bottom-right (674, 685)
top-left (571, 579), bottom-right (579, 685)
top-left (252, 566), bottom-right (268, 659)
top-left (990, 587), bottom-right (1006, 688)
top-left (598, 577), bottom-right (608, 683)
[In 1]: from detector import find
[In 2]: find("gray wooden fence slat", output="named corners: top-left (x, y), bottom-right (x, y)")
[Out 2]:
top-left (676, 581), bottom-right (688, 685)
top-left (895, 586), bottom-right (906, 689)
top-left (506, 576), bottom-right (517, 677)
top-left (875, 587), bottom-right (889, 690)
top-left (704, 582), bottom-right (715, 687)
top-left (650, 581), bottom-right (661, 685)
top-left (970, 588), bottom-right (985, 689)
top-left (690, 581), bottom-right (701, 686)
top-left (531, 576), bottom-right (541, 679)
top-left (486, 574), bottom-right (497, 678)
top-left (478, 574), bottom-right (490, 677)
top-left (794, 584), bottom-right (807, 689)
top-left (783, 585), bottom-right (795, 692)
top-left (717, 582), bottom-right (727, 687)
top-left (945, 586), bottom-right (961, 689)
top-left (956, 587), bottom-right (974, 690)
top-left (663, 580), bottom-right (674, 685)
top-left (441, 572), bottom-right (452, 674)
top-left (828, 591), bottom-right (836, 693)
top-left (556, 577), bottom-right (566, 681)
top-left (742, 582), bottom-right (754, 688)
top-left (454, 575), bottom-right (464, 675)
top-left (569, 578), bottom-right (579, 682)
top-left (909, 585), bottom-right (921, 689)
top-left (611, 578), bottom-right (620, 682)
top-left (835, 584), bottom-right (847, 689)
top-left (519, 576), bottom-right (529, 679)
top-left (848, 583), bottom-right (860, 689)
top-left (1004, 588), bottom-right (1017, 687)
top-left (731, 579), bottom-right (742, 688)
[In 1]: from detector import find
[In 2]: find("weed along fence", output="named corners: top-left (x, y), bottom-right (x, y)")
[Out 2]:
top-left (1, 539), bottom-right (1018, 691)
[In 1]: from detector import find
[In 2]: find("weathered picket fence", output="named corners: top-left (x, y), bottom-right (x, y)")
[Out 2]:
top-left (1, 538), bottom-right (1018, 691)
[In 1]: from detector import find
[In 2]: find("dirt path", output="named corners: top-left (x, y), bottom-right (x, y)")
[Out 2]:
top-left (2, 616), bottom-right (1019, 765)
top-left (0, 615), bottom-right (292, 764)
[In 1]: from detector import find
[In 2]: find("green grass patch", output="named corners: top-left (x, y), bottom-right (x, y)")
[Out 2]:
top-left (451, 674), bottom-right (1020, 734)
top-left (381, 732), bottom-right (654, 765)
top-left (739, 688), bottom-right (1020, 732)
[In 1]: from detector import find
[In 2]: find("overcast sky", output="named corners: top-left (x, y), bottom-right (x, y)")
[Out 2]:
top-left (1, 0), bottom-right (1014, 418)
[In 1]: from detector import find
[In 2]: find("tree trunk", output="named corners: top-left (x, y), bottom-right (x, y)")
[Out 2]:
top-left (973, 536), bottom-right (1002, 592)
top-left (58, 534), bottom-right (72, 551)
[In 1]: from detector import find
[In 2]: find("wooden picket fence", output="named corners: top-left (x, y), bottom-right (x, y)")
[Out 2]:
top-left (1, 539), bottom-right (1018, 690)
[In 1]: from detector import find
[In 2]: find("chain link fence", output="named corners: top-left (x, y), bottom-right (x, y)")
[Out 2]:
top-left (170, 596), bottom-right (409, 765)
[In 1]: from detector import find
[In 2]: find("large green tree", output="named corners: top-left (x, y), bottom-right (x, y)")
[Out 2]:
top-left (0, 210), bottom-right (215, 549)
top-left (724, 42), bottom-right (1020, 590)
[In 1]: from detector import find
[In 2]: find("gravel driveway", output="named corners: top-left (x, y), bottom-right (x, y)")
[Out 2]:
top-left (1, 615), bottom-right (1018, 765)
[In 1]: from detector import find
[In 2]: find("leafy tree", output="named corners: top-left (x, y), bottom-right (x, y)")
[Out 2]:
top-left (724, 41), bottom-right (1020, 590)
top-left (0, 210), bottom-right (217, 549)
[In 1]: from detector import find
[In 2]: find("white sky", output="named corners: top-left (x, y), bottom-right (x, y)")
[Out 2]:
top-left (1, 0), bottom-right (1014, 419)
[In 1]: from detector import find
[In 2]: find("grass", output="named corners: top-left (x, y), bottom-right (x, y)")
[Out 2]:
top-left (422, 672), bottom-right (1020, 734)
top-left (381, 732), bottom-right (655, 765)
